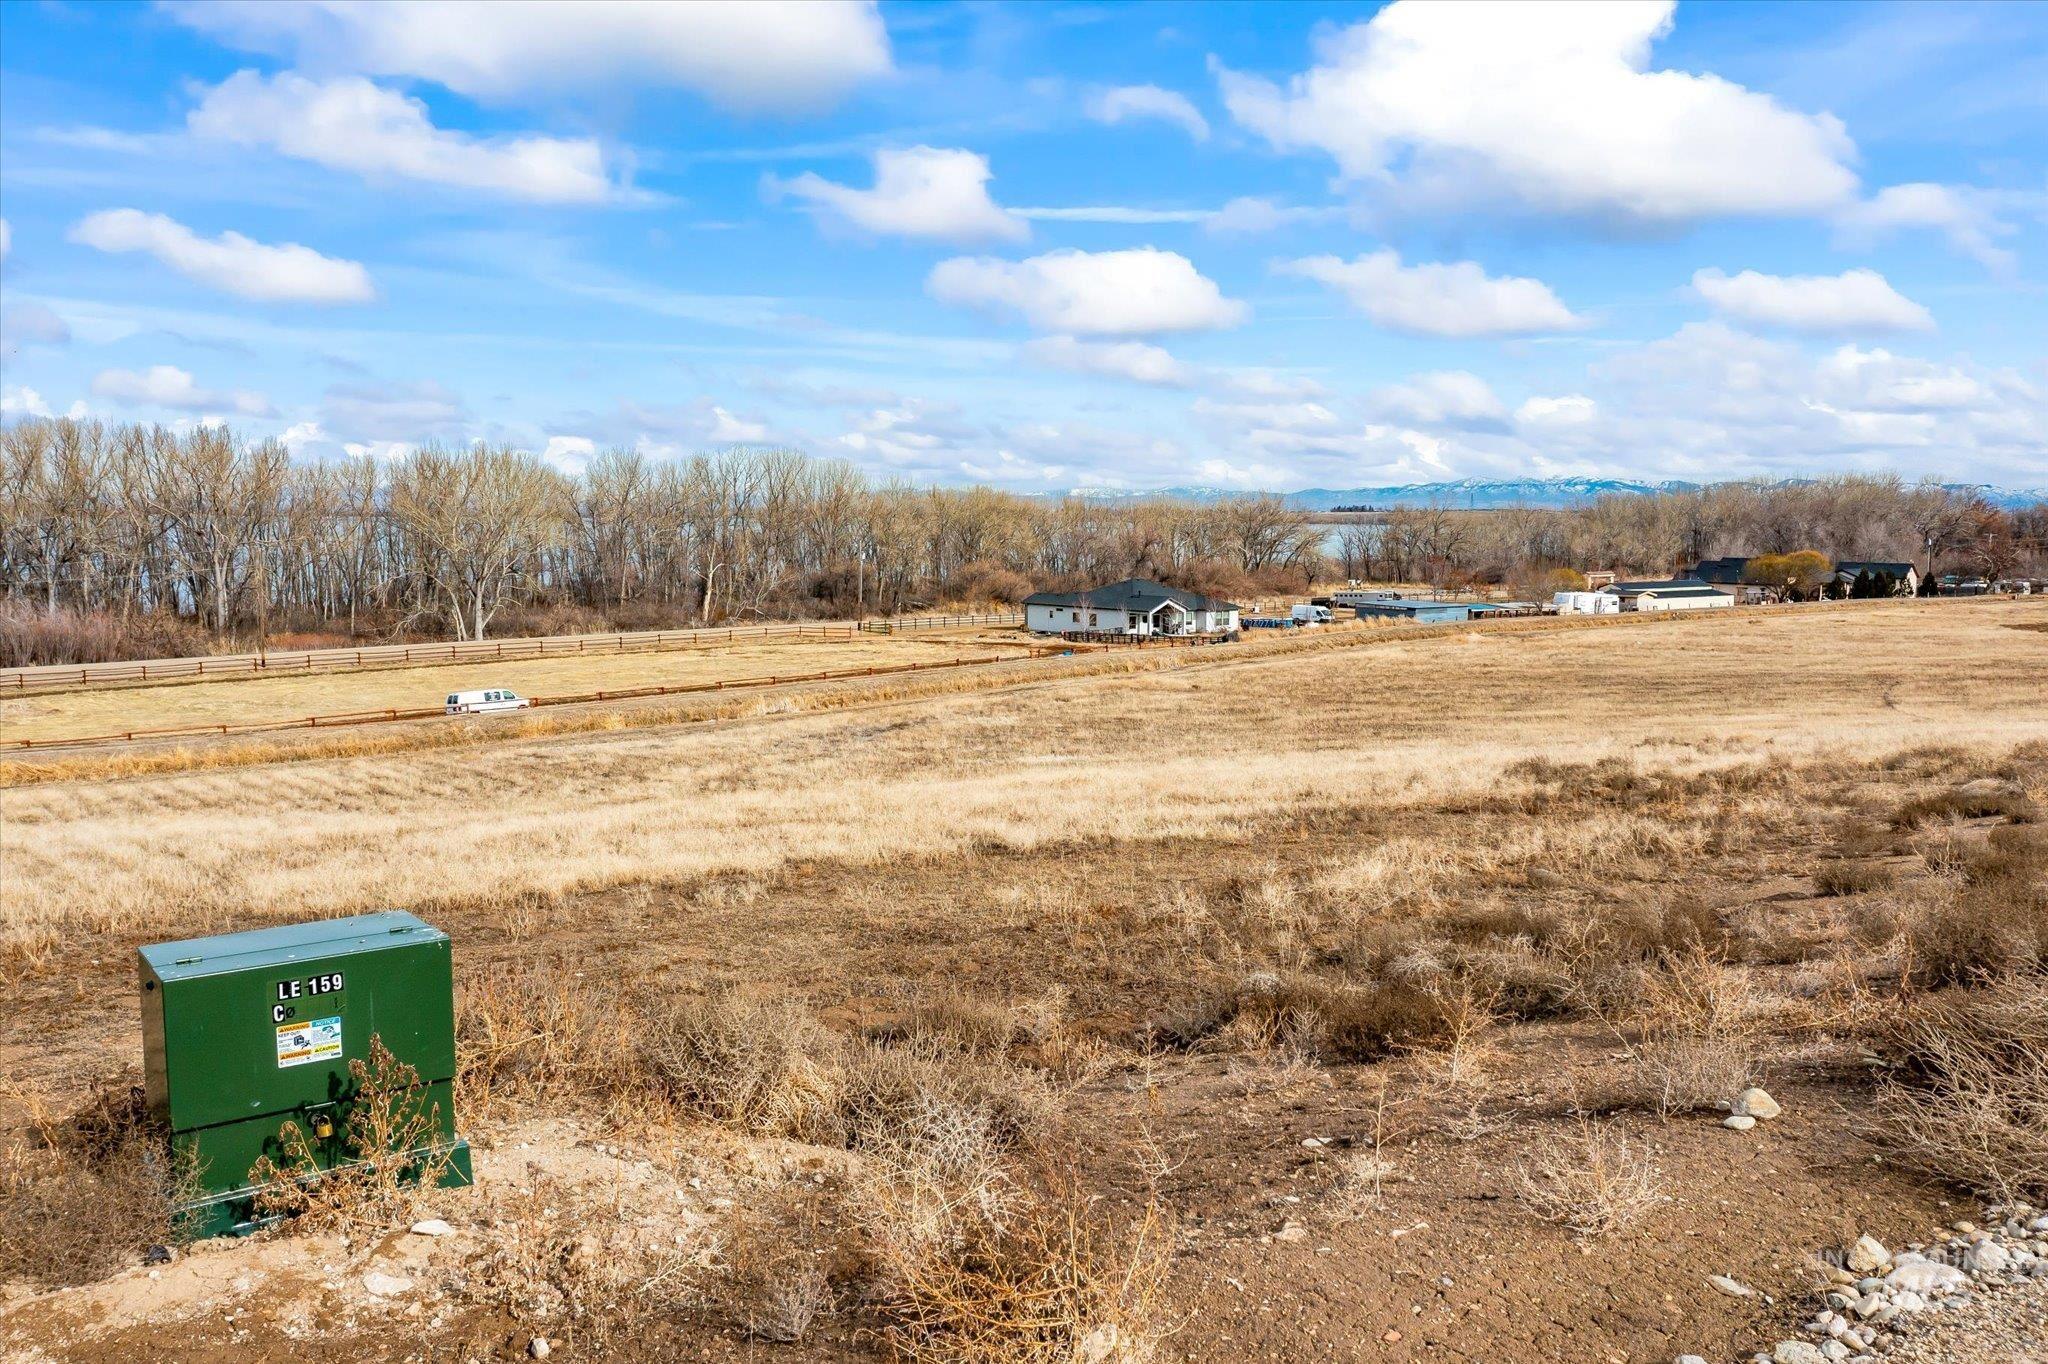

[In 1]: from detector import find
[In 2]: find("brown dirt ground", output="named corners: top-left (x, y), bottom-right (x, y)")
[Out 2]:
top-left (4, 794), bottom-right (2027, 1363)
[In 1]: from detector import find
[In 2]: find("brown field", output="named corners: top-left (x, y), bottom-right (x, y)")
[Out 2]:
top-left (4, 597), bottom-right (2046, 1364)
top-left (0, 626), bottom-right (1032, 746)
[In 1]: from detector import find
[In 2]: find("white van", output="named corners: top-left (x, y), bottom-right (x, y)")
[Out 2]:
top-left (1290, 604), bottom-right (1333, 625)
top-left (446, 688), bottom-right (532, 715)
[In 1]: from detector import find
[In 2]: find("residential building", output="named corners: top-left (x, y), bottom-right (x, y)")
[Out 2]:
top-left (1022, 578), bottom-right (1240, 637)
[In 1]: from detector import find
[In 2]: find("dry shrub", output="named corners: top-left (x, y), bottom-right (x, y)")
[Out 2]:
top-left (0, 1078), bottom-right (194, 1286)
top-left (1892, 787), bottom-right (2036, 828)
top-left (1457, 940), bottom-right (1576, 1021)
top-left (1898, 827), bottom-right (2048, 990)
top-left (638, 990), bottom-right (845, 1141)
top-left (1621, 1034), bottom-right (1757, 1117)
top-left (465, 1170), bottom-right (707, 1355)
top-left (874, 1177), bottom-right (1172, 1364)
top-left (871, 987), bottom-right (1063, 1061)
top-left (0, 600), bottom-right (211, 667)
top-left (719, 1189), bottom-right (836, 1343)
top-left (1603, 947), bottom-right (1760, 1114)
top-left (842, 1040), bottom-right (1056, 1161)
top-left (1513, 1119), bottom-right (1664, 1239)
top-left (1874, 979), bottom-right (2048, 1200)
top-left (457, 960), bottom-right (637, 1118)
top-left (1814, 860), bottom-right (1896, 897)
top-left (249, 1037), bottom-right (456, 1230)
top-left (1149, 970), bottom-right (1458, 1064)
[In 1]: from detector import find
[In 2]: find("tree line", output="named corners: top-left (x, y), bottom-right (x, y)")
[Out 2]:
top-left (1329, 479), bottom-right (2043, 594)
top-left (2, 417), bottom-right (2041, 660)
top-left (0, 420), bottom-right (1321, 652)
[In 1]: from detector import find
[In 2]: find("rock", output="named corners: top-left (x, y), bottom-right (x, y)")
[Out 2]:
top-left (1710, 1274), bottom-right (1756, 1297)
top-left (1677, 1356), bottom-right (1709, 1364)
top-left (1846, 1235), bottom-right (1889, 1273)
top-left (527, 1339), bottom-right (550, 1361)
top-left (1736, 1087), bottom-right (1783, 1120)
top-left (1273, 1220), bottom-right (1309, 1243)
top-left (1077, 1325), bottom-right (1120, 1364)
top-left (1821, 1342), bottom-right (1850, 1362)
top-left (1965, 1241), bottom-right (2012, 1275)
top-left (362, 1270), bottom-right (413, 1297)
top-left (1774, 1341), bottom-right (1828, 1364)
top-left (143, 1244), bottom-right (174, 1266)
top-left (1885, 1260), bottom-right (1969, 1295)
top-left (1891, 1290), bottom-right (1928, 1314)
top-left (1724, 1114), bottom-right (1758, 1131)
top-left (409, 1219), bottom-right (453, 1237)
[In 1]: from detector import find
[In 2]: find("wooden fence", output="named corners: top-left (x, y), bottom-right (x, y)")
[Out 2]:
top-left (0, 612), bottom-right (1025, 692)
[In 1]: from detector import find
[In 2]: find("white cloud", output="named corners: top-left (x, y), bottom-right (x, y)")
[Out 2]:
top-left (69, 208), bottom-right (376, 304)
top-left (771, 147), bottom-right (1027, 243)
top-left (0, 218), bottom-right (9, 261)
top-left (165, 0), bottom-right (891, 113)
top-left (1023, 335), bottom-right (1193, 387)
top-left (2, 386), bottom-right (89, 420)
top-left (1202, 196), bottom-right (1339, 236)
top-left (1368, 370), bottom-right (1507, 427)
top-left (707, 406), bottom-right (770, 443)
top-left (927, 247), bottom-right (1248, 336)
top-left (1691, 267), bottom-right (1933, 334)
top-left (1216, 0), bottom-right (1858, 223)
top-left (1221, 370), bottom-right (1328, 400)
top-left (1192, 397), bottom-right (1342, 432)
top-left (1516, 394), bottom-right (1598, 427)
top-left (92, 365), bottom-right (273, 417)
top-left (541, 435), bottom-right (598, 470)
top-left (1836, 183), bottom-right (2017, 273)
top-left (1086, 85), bottom-right (1210, 141)
top-left (189, 71), bottom-right (628, 204)
top-left (1281, 250), bottom-right (1584, 338)
top-left (1816, 346), bottom-right (1989, 412)
top-left (1013, 206), bottom-right (1212, 225)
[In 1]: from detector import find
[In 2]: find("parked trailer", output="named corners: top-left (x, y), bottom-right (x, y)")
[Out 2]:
top-left (1552, 591), bottom-right (1620, 615)
top-left (1242, 616), bottom-right (1299, 629)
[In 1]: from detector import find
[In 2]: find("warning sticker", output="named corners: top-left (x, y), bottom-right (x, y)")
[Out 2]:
top-left (276, 1015), bottom-right (343, 1069)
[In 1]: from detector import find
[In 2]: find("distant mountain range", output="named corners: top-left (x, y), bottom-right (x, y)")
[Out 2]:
top-left (1071, 478), bottom-right (2047, 511)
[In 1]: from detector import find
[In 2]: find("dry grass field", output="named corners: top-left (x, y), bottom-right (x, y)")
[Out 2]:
top-left (0, 627), bottom-right (1032, 745)
top-left (3, 597), bottom-right (2046, 1364)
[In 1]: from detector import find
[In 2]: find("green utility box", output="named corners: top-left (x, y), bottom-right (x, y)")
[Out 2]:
top-left (139, 911), bottom-right (471, 1237)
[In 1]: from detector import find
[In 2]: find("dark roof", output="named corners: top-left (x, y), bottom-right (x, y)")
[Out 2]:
top-left (1024, 578), bottom-right (1239, 613)
top-left (1603, 577), bottom-right (1732, 598)
top-left (1834, 561), bottom-right (1915, 577)
top-left (1691, 557), bottom-right (1750, 585)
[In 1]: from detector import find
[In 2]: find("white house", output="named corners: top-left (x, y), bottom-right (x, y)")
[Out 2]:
top-left (1599, 577), bottom-right (1734, 612)
top-left (1023, 578), bottom-right (1240, 637)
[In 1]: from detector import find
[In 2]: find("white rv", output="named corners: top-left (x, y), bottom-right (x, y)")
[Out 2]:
top-left (1552, 591), bottom-right (1620, 615)
top-left (446, 688), bottom-right (532, 715)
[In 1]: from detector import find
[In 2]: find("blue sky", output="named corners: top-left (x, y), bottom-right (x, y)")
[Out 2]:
top-left (1, 0), bottom-right (2044, 491)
